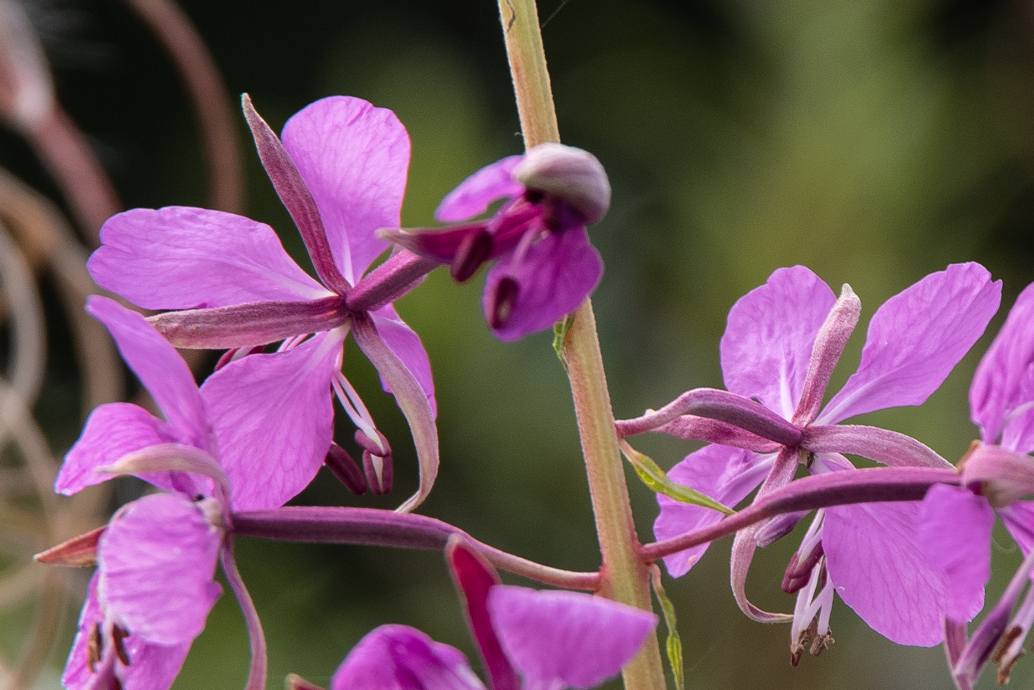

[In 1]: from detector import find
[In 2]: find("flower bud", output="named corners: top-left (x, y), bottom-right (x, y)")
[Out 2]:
top-left (514, 143), bottom-right (611, 225)
top-left (960, 442), bottom-right (1034, 508)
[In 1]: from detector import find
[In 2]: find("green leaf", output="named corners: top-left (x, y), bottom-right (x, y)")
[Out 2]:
top-left (619, 440), bottom-right (735, 515)
top-left (651, 565), bottom-right (684, 690)
top-left (552, 315), bottom-right (572, 370)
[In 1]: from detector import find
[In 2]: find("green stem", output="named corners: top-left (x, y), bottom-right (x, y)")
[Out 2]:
top-left (495, 4), bottom-right (666, 690)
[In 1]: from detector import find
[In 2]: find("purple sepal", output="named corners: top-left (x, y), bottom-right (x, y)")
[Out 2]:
top-left (447, 538), bottom-right (520, 690)
top-left (486, 586), bottom-right (657, 690)
top-left (917, 484), bottom-right (993, 623)
top-left (330, 625), bottom-right (485, 690)
top-left (242, 95), bottom-right (349, 295)
top-left (98, 493), bottom-right (222, 646)
top-left (437, 156), bottom-right (525, 222)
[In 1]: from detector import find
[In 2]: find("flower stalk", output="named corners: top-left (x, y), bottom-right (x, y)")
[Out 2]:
top-left (496, 2), bottom-right (666, 689)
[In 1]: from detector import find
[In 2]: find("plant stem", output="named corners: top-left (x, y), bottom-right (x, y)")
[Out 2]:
top-left (495, 4), bottom-right (666, 689)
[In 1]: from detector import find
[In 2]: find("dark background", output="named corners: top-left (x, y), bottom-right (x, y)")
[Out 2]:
top-left (6, 0), bottom-right (1034, 687)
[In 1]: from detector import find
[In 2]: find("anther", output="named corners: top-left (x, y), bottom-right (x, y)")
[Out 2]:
top-left (324, 443), bottom-right (368, 496)
top-left (489, 277), bottom-right (519, 329)
top-left (87, 622), bottom-right (103, 673)
top-left (450, 229), bottom-right (494, 282)
top-left (112, 624), bottom-right (131, 666)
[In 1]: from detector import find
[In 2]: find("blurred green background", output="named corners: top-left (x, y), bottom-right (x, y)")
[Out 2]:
top-left (6, 0), bottom-right (1034, 687)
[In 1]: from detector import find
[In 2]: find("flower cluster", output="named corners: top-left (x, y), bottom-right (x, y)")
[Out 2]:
top-left (35, 87), bottom-right (1034, 690)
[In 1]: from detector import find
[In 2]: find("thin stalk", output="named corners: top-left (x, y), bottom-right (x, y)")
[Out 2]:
top-left (496, 4), bottom-right (665, 689)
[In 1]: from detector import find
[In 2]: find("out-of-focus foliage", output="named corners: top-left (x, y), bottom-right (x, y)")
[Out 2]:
top-left (4, 0), bottom-right (1034, 688)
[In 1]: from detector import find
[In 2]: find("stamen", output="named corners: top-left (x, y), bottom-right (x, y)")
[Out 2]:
top-left (112, 624), bottom-right (131, 666)
top-left (332, 372), bottom-right (379, 443)
top-left (324, 443), bottom-right (368, 496)
top-left (451, 229), bottom-right (494, 282)
top-left (87, 622), bottom-right (103, 673)
top-left (489, 277), bottom-right (519, 329)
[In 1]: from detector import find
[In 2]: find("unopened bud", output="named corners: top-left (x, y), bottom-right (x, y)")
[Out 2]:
top-left (514, 143), bottom-right (611, 225)
top-left (960, 442), bottom-right (1034, 508)
top-left (324, 443), bottom-right (367, 496)
top-left (356, 429), bottom-right (392, 495)
top-left (0, 0), bottom-right (53, 130)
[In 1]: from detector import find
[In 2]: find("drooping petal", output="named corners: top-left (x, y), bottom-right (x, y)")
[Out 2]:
top-left (819, 263), bottom-right (1001, 424)
top-left (436, 155), bottom-right (525, 222)
top-left (654, 446), bottom-right (771, 578)
top-left (88, 207), bottom-right (329, 309)
top-left (200, 330), bottom-right (341, 510)
top-left (86, 297), bottom-right (210, 450)
top-left (282, 96), bottom-right (408, 284)
top-left (352, 316), bottom-right (439, 513)
top-left (330, 625), bottom-right (485, 690)
top-left (971, 281), bottom-right (1034, 450)
top-left (56, 403), bottom-right (175, 495)
top-left (823, 500), bottom-right (953, 646)
top-left (486, 585), bottom-right (657, 690)
top-left (917, 484), bottom-right (993, 623)
top-left (370, 305), bottom-right (436, 417)
top-left (483, 227), bottom-right (602, 342)
top-left (98, 493), bottom-right (222, 646)
top-left (721, 266), bottom-right (836, 420)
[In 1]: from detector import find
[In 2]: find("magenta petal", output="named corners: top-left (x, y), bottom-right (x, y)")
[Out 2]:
top-left (655, 445), bottom-right (770, 577)
top-left (200, 331), bottom-right (340, 510)
top-left (823, 501), bottom-right (951, 646)
top-left (487, 585), bottom-right (657, 690)
top-left (89, 207), bottom-right (328, 309)
top-left (62, 573), bottom-right (103, 689)
top-left (484, 228), bottom-right (602, 341)
top-left (436, 155), bottom-right (525, 222)
top-left (721, 266), bottom-right (836, 419)
top-left (57, 403), bottom-right (173, 495)
top-left (1000, 501), bottom-right (1034, 556)
top-left (98, 493), bottom-right (221, 646)
top-left (971, 281), bottom-right (1034, 451)
top-left (330, 624), bottom-right (485, 690)
top-left (87, 297), bottom-right (210, 449)
top-left (370, 305), bottom-right (436, 417)
top-left (820, 263), bottom-right (1001, 424)
top-left (917, 484), bottom-right (993, 623)
top-left (282, 96), bottom-right (407, 284)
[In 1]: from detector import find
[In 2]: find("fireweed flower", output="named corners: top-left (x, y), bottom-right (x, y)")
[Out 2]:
top-left (318, 539), bottom-right (657, 690)
top-left (384, 143), bottom-right (609, 341)
top-left (618, 264), bottom-right (1000, 654)
top-left (918, 280), bottom-right (1034, 688)
top-left (48, 296), bottom-right (270, 690)
top-left (87, 95), bottom-right (438, 511)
